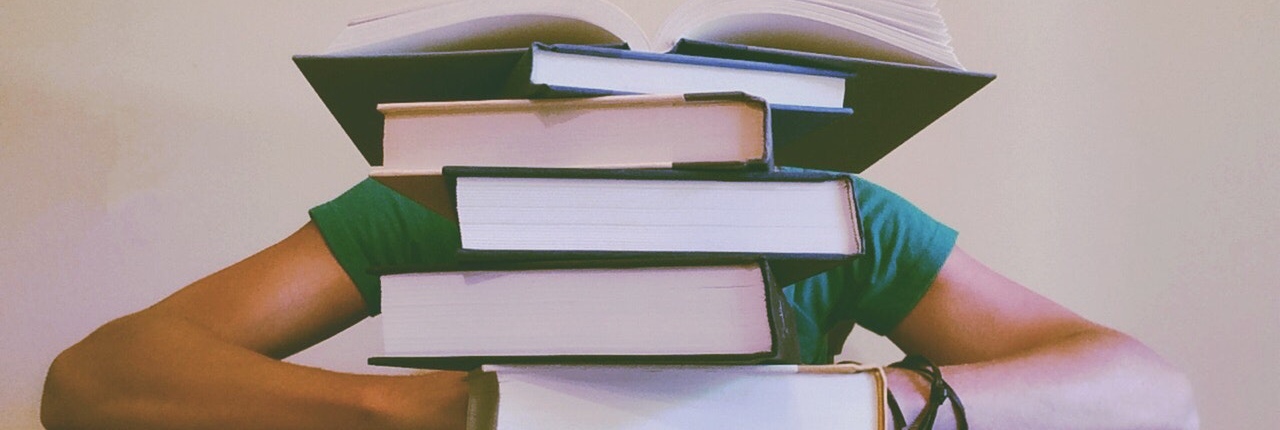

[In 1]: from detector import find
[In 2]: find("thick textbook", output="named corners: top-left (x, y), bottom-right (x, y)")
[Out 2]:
top-left (294, 0), bottom-right (994, 173)
top-left (369, 259), bottom-right (800, 370)
top-left (374, 92), bottom-right (775, 175)
top-left (466, 364), bottom-right (891, 430)
top-left (375, 166), bottom-right (863, 285)
top-left (502, 42), bottom-right (853, 110)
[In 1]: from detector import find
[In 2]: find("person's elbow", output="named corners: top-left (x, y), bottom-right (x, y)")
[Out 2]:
top-left (42, 350), bottom-right (87, 429)
top-left (1154, 365), bottom-right (1199, 430)
top-left (41, 318), bottom-right (136, 430)
top-left (1106, 329), bottom-right (1199, 430)
top-left (1162, 363), bottom-right (1199, 430)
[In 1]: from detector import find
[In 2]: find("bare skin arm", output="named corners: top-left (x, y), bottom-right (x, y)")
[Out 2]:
top-left (883, 248), bottom-right (1199, 429)
top-left (41, 222), bottom-right (467, 430)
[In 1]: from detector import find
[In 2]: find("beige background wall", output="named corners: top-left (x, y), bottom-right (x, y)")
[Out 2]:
top-left (2, 0), bottom-right (1276, 428)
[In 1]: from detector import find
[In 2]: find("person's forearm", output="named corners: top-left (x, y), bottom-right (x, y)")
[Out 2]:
top-left (42, 313), bottom-right (467, 430)
top-left (886, 328), bottom-right (1198, 430)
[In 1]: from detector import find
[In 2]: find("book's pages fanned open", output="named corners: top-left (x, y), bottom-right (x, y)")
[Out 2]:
top-left (295, 0), bottom-right (994, 173)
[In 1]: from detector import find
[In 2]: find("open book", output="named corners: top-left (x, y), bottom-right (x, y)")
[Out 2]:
top-left (326, 0), bottom-right (963, 69)
top-left (295, 0), bottom-right (994, 173)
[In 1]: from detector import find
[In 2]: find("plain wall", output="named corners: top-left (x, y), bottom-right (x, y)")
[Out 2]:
top-left (2, 0), bottom-right (1276, 428)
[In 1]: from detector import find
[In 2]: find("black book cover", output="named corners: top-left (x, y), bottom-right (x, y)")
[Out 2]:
top-left (672, 39), bottom-right (996, 172)
top-left (294, 48), bottom-right (526, 166)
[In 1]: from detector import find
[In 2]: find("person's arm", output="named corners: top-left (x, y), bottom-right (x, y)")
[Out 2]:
top-left (883, 247), bottom-right (1199, 430)
top-left (41, 222), bottom-right (468, 430)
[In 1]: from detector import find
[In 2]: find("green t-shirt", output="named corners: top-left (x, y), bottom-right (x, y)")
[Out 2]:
top-left (309, 175), bottom-right (956, 364)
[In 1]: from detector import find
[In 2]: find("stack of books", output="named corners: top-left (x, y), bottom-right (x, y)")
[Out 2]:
top-left (297, 1), bottom-right (993, 429)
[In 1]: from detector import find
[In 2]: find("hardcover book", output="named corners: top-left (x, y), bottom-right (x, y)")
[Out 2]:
top-left (294, 0), bottom-right (994, 173)
top-left (374, 92), bottom-right (776, 176)
top-left (375, 166), bottom-right (863, 285)
top-left (370, 259), bottom-right (800, 370)
top-left (502, 42), bottom-right (853, 110)
top-left (466, 363), bottom-right (891, 430)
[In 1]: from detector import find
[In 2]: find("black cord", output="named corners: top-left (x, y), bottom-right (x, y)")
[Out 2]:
top-left (886, 387), bottom-right (907, 429)
top-left (888, 355), bottom-right (968, 430)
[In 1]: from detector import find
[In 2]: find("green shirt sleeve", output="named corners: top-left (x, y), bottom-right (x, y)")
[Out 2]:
top-left (784, 174), bottom-right (957, 363)
top-left (308, 179), bottom-right (460, 316)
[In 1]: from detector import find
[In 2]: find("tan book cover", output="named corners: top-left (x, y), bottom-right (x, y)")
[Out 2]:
top-left (371, 92), bottom-right (771, 176)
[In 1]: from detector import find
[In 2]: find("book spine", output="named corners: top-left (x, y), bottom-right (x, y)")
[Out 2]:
top-left (499, 48), bottom-right (537, 98)
top-left (760, 260), bottom-right (802, 364)
top-left (372, 256), bottom-right (779, 275)
top-left (443, 166), bottom-right (847, 182)
top-left (681, 91), bottom-right (775, 170)
top-left (454, 250), bottom-right (854, 287)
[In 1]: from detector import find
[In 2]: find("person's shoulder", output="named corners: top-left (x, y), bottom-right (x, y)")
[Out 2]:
top-left (320, 178), bottom-right (405, 207)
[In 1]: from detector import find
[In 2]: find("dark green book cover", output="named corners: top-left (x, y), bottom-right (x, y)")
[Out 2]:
top-left (293, 40), bottom-right (993, 173)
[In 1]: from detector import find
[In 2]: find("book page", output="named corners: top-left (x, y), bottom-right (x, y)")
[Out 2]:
top-left (456, 176), bottom-right (860, 255)
top-left (658, 0), bottom-right (960, 68)
top-left (381, 265), bottom-right (774, 357)
top-left (325, 0), bottom-right (961, 68)
top-left (489, 366), bottom-right (881, 430)
top-left (805, 0), bottom-right (950, 41)
top-left (326, 0), bottom-right (651, 54)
